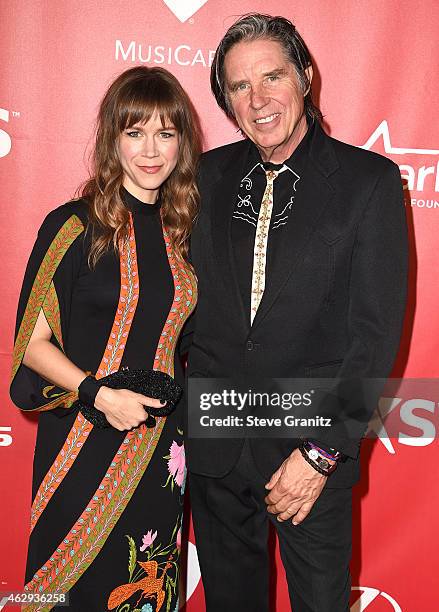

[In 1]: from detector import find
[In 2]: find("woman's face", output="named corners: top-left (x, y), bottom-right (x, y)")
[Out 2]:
top-left (118, 110), bottom-right (180, 203)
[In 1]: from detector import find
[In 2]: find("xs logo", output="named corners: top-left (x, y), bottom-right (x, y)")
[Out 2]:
top-left (351, 586), bottom-right (401, 611)
top-left (0, 108), bottom-right (12, 158)
top-left (367, 396), bottom-right (436, 454)
top-left (0, 426), bottom-right (12, 447)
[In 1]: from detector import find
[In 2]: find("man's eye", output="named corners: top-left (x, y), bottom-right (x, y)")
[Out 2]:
top-left (266, 75), bottom-right (279, 83)
top-left (230, 83), bottom-right (249, 93)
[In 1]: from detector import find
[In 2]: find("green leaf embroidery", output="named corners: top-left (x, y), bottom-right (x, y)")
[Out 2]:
top-left (126, 535), bottom-right (137, 581)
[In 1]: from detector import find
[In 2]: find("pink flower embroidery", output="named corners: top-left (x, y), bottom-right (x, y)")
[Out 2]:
top-left (176, 528), bottom-right (182, 549)
top-left (140, 530), bottom-right (157, 552)
top-left (167, 441), bottom-right (185, 487)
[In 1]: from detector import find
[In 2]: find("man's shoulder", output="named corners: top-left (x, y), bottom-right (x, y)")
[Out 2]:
top-left (327, 133), bottom-right (398, 176)
top-left (201, 139), bottom-right (249, 169)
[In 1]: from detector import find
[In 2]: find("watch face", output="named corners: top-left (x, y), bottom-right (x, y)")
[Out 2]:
top-left (309, 449), bottom-right (319, 461)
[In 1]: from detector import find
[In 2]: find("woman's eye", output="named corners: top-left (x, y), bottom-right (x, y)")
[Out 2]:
top-left (126, 130), bottom-right (140, 138)
top-left (160, 132), bottom-right (175, 139)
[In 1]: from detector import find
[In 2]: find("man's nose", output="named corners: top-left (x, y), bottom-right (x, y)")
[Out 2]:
top-left (249, 84), bottom-right (269, 110)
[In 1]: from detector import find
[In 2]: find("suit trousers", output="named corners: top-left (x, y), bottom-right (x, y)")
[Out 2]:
top-left (189, 440), bottom-right (352, 612)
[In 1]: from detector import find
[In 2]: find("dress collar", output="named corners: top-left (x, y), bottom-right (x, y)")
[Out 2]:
top-left (121, 186), bottom-right (161, 216)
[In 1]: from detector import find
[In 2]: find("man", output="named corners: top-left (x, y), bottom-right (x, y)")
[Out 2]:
top-left (185, 13), bottom-right (407, 611)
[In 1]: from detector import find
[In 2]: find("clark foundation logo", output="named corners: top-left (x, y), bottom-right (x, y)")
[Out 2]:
top-left (163, 0), bottom-right (208, 22)
top-left (361, 120), bottom-right (439, 209)
top-left (351, 587), bottom-right (401, 611)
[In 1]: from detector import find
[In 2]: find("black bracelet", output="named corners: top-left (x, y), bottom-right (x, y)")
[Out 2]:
top-left (78, 375), bottom-right (101, 408)
top-left (77, 375), bottom-right (110, 427)
top-left (299, 445), bottom-right (330, 476)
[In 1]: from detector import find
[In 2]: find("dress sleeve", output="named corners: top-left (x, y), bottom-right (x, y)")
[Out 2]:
top-left (10, 205), bottom-right (85, 411)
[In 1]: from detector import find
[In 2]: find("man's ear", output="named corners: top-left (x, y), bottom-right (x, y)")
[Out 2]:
top-left (303, 65), bottom-right (313, 96)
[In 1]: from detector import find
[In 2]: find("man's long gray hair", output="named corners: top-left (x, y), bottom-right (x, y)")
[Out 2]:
top-left (211, 13), bottom-right (322, 123)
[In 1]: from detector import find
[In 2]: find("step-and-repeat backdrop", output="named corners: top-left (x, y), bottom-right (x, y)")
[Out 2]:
top-left (1, 1), bottom-right (438, 610)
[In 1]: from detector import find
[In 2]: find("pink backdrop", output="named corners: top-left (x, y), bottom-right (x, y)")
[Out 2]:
top-left (1, 1), bottom-right (439, 610)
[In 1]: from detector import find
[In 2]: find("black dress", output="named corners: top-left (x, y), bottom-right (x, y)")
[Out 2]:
top-left (10, 188), bottom-right (197, 612)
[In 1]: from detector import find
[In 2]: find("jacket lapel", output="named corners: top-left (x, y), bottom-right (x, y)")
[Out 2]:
top-left (210, 139), bottom-right (252, 332)
top-left (251, 124), bottom-right (339, 329)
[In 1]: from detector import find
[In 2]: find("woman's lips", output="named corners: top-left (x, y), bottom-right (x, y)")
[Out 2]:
top-left (137, 165), bottom-right (162, 174)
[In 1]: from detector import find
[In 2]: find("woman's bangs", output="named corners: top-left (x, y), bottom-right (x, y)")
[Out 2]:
top-left (119, 82), bottom-right (183, 132)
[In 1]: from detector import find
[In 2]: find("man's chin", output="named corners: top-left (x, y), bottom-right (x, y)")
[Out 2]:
top-left (253, 139), bottom-right (288, 162)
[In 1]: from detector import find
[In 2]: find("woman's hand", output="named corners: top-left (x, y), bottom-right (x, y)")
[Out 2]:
top-left (94, 386), bottom-right (165, 431)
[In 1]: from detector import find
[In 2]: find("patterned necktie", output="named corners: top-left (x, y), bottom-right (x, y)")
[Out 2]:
top-left (250, 169), bottom-right (279, 324)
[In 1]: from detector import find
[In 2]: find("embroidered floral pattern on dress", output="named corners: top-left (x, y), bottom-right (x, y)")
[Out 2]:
top-left (164, 440), bottom-right (185, 490)
top-left (107, 516), bottom-right (182, 611)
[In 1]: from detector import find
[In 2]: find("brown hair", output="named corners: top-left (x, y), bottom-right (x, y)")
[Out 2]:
top-left (82, 66), bottom-right (202, 266)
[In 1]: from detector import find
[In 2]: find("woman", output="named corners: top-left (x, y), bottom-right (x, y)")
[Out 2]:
top-left (10, 66), bottom-right (201, 612)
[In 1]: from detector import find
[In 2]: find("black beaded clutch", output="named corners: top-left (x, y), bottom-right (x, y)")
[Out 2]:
top-left (74, 368), bottom-right (182, 429)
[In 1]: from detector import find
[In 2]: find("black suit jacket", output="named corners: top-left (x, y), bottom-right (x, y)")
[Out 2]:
top-left (185, 122), bottom-right (408, 487)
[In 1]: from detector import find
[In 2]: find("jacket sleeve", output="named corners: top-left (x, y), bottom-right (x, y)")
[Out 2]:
top-left (312, 161), bottom-right (408, 458)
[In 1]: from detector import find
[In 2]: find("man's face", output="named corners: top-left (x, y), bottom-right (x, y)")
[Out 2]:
top-left (224, 38), bottom-right (312, 163)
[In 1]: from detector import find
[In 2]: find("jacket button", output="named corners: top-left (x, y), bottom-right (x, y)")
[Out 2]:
top-left (246, 340), bottom-right (254, 351)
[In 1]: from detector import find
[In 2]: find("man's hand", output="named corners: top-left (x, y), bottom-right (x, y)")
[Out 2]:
top-left (264, 448), bottom-right (327, 525)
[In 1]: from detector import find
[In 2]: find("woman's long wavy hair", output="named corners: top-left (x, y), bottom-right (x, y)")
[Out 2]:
top-left (82, 66), bottom-right (202, 267)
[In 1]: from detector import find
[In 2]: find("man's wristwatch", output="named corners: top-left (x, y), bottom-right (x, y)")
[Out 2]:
top-left (299, 441), bottom-right (338, 476)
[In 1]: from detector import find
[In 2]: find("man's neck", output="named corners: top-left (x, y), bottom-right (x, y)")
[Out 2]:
top-left (256, 117), bottom-right (308, 164)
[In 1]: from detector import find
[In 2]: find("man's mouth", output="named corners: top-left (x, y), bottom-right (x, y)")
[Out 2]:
top-left (255, 113), bottom-right (280, 124)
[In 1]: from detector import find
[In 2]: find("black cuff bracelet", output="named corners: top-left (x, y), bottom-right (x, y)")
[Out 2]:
top-left (78, 375), bottom-right (101, 408)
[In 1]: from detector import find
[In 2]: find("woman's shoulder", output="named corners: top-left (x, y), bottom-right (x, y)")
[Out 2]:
top-left (41, 198), bottom-right (89, 226)
top-left (37, 198), bottom-right (90, 241)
